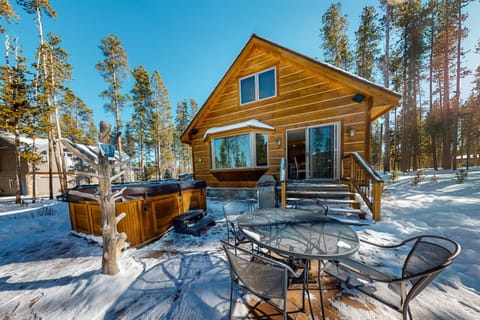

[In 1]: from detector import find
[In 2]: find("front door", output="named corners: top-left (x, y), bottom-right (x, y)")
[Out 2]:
top-left (308, 123), bottom-right (339, 179)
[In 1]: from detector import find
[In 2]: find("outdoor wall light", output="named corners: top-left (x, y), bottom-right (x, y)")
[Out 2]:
top-left (198, 157), bottom-right (202, 163)
top-left (347, 127), bottom-right (356, 137)
top-left (352, 93), bottom-right (366, 103)
top-left (276, 137), bottom-right (283, 146)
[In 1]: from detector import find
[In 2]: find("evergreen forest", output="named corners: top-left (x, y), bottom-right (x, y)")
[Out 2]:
top-left (1, 0), bottom-right (479, 203)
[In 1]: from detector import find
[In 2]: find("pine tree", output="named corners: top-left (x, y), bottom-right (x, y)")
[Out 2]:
top-left (174, 99), bottom-right (196, 176)
top-left (320, 2), bottom-right (352, 71)
top-left (391, 0), bottom-right (431, 171)
top-left (460, 39), bottom-right (480, 169)
top-left (150, 70), bottom-right (173, 180)
top-left (96, 34), bottom-right (129, 178)
top-left (0, 0), bottom-right (17, 34)
top-left (452, 0), bottom-right (471, 169)
top-left (45, 33), bottom-right (73, 192)
top-left (0, 36), bottom-right (33, 204)
top-left (130, 65), bottom-right (151, 181)
top-left (60, 87), bottom-right (97, 144)
top-left (17, 0), bottom-right (57, 198)
top-left (355, 6), bottom-right (380, 80)
top-left (381, 0), bottom-right (393, 172)
top-left (123, 122), bottom-right (137, 164)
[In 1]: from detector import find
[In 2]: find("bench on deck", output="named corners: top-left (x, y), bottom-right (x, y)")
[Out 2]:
top-left (325, 235), bottom-right (461, 320)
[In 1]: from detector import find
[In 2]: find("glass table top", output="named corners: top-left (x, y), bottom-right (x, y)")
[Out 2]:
top-left (237, 208), bottom-right (360, 260)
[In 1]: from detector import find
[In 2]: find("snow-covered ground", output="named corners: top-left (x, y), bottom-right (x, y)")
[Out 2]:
top-left (0, 169), bottom-right (479, 319)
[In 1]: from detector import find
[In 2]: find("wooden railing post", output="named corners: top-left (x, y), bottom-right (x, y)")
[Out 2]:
top-left (280, 157), bottom-right (286, 208)
top-left (372, 181), bottom-right (382, 221)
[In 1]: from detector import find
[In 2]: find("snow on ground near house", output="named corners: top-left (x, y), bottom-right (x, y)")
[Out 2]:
top-left (0, 169), bottom-right (479, 319)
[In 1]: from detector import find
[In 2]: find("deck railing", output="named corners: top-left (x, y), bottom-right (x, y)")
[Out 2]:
top-left (341, 152), bottom-right (384, 221)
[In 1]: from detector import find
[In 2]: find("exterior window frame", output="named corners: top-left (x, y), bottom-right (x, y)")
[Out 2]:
top-left (239, 67), bottom-right (277, 105)
top-left (211, 131), bottom-right (269, 170)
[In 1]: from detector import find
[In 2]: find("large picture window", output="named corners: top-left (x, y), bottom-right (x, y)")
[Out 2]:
top-left (213, 133), bottom-right (268, 169)
top-left (240, 67), bottom-right (276, 105)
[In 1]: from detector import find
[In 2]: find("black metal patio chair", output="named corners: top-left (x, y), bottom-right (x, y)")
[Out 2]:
top-left (325, 235), bottom-right (461, 320)
top-left (221, 240), bottom-right (308, 320)
top-left (222, 199), bottom-right (255, 245)
top-left (291, 198), bottom-right (329, 215)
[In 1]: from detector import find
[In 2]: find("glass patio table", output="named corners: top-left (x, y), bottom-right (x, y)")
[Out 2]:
top-left (237, 207), bottom-right (360, 319)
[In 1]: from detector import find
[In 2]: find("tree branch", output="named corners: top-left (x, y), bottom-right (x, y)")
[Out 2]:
top-left (110, 171), bottom-right (125, 183)
top-left (112, 187), bottom-right (127, 201)
top-left (73, 171), bottom-right (101, 179)
top-left (115, 212), bottom-right (126, 224)
top-left (62, 139), bottom-right (100, 171)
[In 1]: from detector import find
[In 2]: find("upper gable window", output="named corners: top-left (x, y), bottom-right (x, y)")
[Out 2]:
top-left (240, 67), bottom-right (276, 105)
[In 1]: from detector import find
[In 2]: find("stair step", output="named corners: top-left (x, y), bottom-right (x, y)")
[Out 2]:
top-left (327, 207), bottom-right (363, 215)
top-left (287, 190), bottom-right (353, 198)
top-left (287, 182), bottom-right (349, 190)
top-left (321, 198), bottom-right (359, 205)
top-left (286, 197), bottom-right (358, 205)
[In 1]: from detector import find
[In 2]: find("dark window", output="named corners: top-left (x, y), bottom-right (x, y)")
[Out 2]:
top-left (258, 69), bottom-right (275, 99)
top-left (240, 76), bottom-right (255, 104)
top-left (239, 67), bottom-right (276, 105)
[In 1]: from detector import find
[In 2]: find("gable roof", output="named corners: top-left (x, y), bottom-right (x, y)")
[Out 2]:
top-left (181, 34), bottom-right (400, 144)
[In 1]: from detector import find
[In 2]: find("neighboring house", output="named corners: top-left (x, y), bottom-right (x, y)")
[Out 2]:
top-left (180, 34), bottom-right (401, 220)
top-left (0, 132), bottom-right (131, 197)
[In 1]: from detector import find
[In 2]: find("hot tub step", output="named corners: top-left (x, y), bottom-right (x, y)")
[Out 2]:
top-left (174, 210), bottom-right (215, 236)
top-left (186, 216), bottom-right (216, 236)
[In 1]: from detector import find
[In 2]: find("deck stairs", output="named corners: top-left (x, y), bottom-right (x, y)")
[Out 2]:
top-left (284, 181), bottom-right (369, 223)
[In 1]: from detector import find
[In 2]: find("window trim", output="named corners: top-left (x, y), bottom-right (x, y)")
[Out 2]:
top-left (239, 67), bottom-right (277, 105)
top-left (210, 131), bottom-right (269, 170)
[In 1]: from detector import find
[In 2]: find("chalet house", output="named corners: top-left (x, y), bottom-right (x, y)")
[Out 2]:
top-left (180, 34), bottom-right (401, 220)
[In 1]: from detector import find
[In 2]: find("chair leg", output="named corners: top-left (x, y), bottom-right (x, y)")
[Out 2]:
top-left (319, 280), bottom-right (325, 320)
top-left (302, 260), bottom-right (314, 320)
top-left (229, 279), bottom-right (234, 320)
top-left (404, 304), bottom-right (413, 320)
top-left (318, 261), bottom-right (326, 320)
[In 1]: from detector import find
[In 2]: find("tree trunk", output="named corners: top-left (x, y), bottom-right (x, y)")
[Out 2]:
top-left (32, 138), bottom-right (37, 203)
top-left (50, 51), bottom-right (68, 191)
top-left (453, 0), bottom-right (462, 170)
top-left (48, 128), bottom-right (54, 199)
top-left (441, 4), bottom-right (452, 170)
top-left (98, 121), bottom-right (126, 275)
top-left (383, 4), bottom-right (391, 172)
top-left (14, 127), bottom-right (22, 204)
top-left (429, 7), bottom-right (438, 170)
top-left (98, 154), bottom-right (124, 275)
top-left (157, 140), bottom-right (162, 180)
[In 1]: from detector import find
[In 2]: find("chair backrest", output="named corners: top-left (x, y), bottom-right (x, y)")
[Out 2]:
top-left (223, 200), bottom-right (253, 218)
top-left (293, 198), bottom-right (328, 215)
top-left (221, 240), bottom-right (290, 300)
top-left (402, 235), bottom-right (461, 302)
top-left (294, 157), bottom-right (303, 170)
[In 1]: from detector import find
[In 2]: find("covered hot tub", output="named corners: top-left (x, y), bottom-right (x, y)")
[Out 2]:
top-left (66, 180), bottom-right (207, 247)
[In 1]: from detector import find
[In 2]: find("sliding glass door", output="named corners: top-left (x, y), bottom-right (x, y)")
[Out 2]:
top-left (308, 123), bottom-right (339, 179)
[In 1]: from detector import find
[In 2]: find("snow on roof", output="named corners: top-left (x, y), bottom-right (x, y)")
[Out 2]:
top-left (202, 119), bottom-right (274, 140)
top-left (0, 131), bottom-right (49, 149)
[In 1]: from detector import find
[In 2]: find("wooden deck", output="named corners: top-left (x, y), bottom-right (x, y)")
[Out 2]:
top-left (236, 260), bottom-right (376, 319)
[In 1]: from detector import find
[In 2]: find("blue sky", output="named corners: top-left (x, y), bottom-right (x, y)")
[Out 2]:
top-left (5, 0), bottom-right (480, 126)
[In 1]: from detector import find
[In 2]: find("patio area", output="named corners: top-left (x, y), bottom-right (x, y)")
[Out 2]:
top-left (1, 170), bottom-right (479, 320)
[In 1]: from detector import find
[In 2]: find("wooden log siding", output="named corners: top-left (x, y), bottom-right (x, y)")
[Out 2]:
top-left (189, 45), bottom-right (370, 188)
